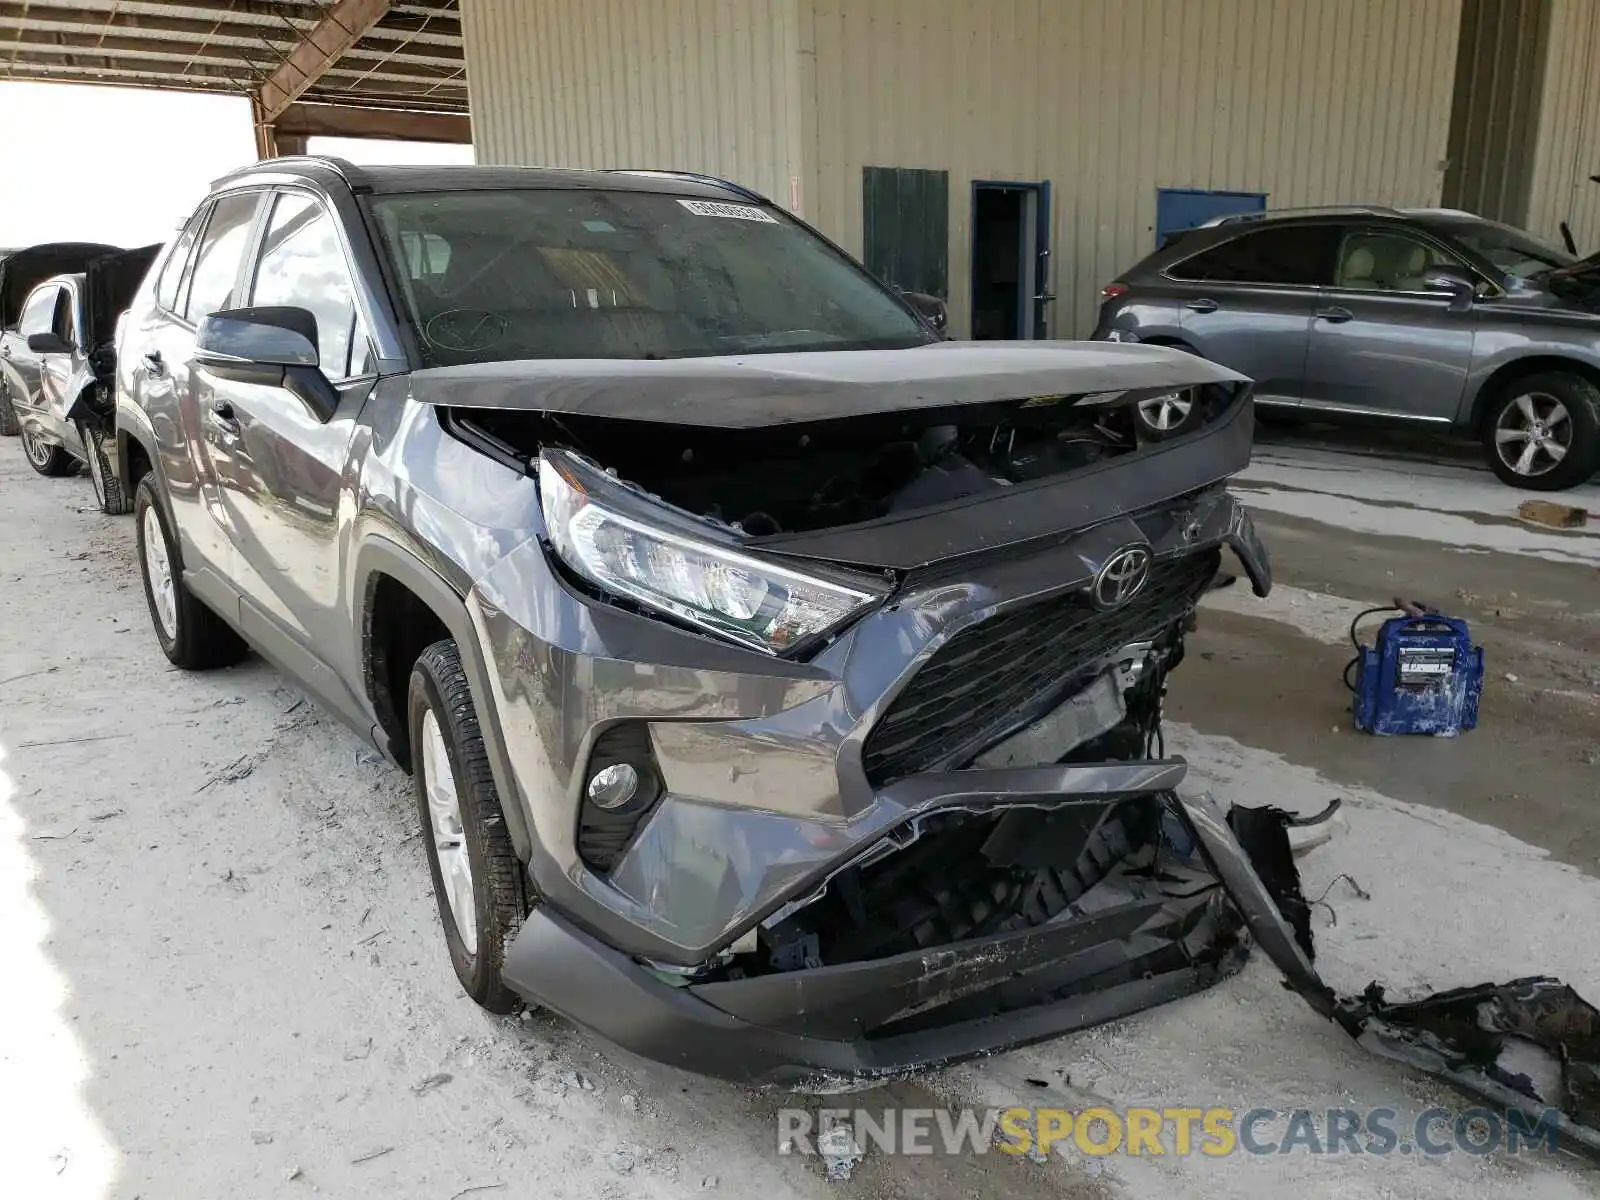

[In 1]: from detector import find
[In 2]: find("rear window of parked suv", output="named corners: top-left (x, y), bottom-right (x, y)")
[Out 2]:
top-left (1167, 225), bottom-right (1338, 287)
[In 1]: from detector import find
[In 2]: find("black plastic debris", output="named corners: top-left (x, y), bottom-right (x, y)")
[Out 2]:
top-left (1229, 803), bottom-right (1600, 1163)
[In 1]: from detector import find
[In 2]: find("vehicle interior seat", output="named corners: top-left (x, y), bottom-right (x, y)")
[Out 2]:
top-left (1392, 243), bottom-right (1436, 293)
top-left (1337, 245), bottom-right (1381, 290)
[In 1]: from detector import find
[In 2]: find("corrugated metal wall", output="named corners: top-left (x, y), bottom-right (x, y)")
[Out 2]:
top-left (460, 0), bottom-right (804, 210)
top-left (1527, 0), bottom-right (1600, 254)
top-left (802, 0), bottom-right (1464, 337)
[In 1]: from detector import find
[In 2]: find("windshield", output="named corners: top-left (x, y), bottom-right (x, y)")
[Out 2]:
top-left (1422, 217), bottom-right (1576, 280)
top-left (367, 188), bottom-right (935, 365)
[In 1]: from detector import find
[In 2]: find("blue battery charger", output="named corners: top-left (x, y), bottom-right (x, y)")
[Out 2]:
top-left (1348, 601), bottom-right (1485, 737)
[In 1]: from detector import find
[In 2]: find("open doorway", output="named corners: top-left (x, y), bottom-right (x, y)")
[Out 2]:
top-left (970, 181), bottom-right (1052, 339)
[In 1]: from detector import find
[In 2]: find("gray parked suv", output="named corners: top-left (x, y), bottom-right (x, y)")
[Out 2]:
top-left (1094, 206), bottom-right (1600, 491)
top-left (114, 156), bottom-right (1359, 1085)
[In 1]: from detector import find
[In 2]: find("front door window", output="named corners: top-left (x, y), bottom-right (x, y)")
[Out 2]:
top-left (1332, 231), bottom-right (1460, 293)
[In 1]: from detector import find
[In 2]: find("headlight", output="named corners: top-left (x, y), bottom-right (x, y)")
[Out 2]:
top-left (539, 450), bottom-right (888, 653)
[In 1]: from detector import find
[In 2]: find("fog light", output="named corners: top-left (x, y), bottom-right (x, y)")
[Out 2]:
top-left (586, 762), bottom-right (639, 810)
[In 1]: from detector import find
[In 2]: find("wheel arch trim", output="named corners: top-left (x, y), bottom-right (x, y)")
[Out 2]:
top-left (1465, 353), bottom-right (1600, 432)
top-left (114, 397), bottom-right (161, 495)
top-left (353, 534), bottom-right (534, 863)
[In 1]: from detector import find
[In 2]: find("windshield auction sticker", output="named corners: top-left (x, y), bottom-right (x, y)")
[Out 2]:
top-left (676, 199), bottom-right (779, 223)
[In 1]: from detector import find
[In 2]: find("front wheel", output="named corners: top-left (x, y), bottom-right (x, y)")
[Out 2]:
top-left (408, 640), bottom-right (528, 1014)
top-left (1482, 372), bottom-right (1600, 491)
top-left (20, 424), bottom-right (78, 476)
top-left (79, 422), bottom-right (131, 514)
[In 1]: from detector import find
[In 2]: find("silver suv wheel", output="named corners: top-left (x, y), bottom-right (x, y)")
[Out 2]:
top-left (1138, 391), bottom-right (1194, 433)
top-left (1493, 392), bottom-right (1571, 478)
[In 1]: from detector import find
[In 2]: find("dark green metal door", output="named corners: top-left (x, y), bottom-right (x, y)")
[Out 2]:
top-left (862, 167), bottom-right (949, 300)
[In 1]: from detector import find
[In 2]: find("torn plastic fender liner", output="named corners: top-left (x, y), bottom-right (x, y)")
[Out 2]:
top-left (1183, 794), bottom-right (1600, 1163)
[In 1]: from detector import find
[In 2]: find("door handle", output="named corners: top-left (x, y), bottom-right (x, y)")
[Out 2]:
top-left (1315, 306), bottom-right (1354, 323)
top-left (1185, 298), bottom-right (1219, 313)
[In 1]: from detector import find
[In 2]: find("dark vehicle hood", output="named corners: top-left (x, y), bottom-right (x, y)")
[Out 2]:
top-left (0, 241), bottom-right (120, 329)
top-left (410, 341), bottom-right (1248, 428)
top-left (83, 244), bottom-right (160, 349)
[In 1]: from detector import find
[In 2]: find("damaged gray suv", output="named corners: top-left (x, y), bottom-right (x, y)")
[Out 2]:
top-left (116, 159), bottom-right (1594, 1117)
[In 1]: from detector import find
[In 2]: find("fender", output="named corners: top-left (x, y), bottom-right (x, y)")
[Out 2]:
top-left (1458, 331), bottom-right (1600, 429)
top-left (352, 533), bottom-right (534, 864)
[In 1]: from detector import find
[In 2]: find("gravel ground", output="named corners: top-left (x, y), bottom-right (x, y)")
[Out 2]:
top-left (2, 438), bottom-right (1597, 1200)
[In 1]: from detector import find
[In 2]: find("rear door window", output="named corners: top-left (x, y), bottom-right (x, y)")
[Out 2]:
top-left (155, 208), bottom-right (208, 313)
top-left (1168, 226), bottom-right (1337, 287)
top-left (183, 191), bottom-right (262, 324)
top-left (18, 285), bottom-right (61, 337)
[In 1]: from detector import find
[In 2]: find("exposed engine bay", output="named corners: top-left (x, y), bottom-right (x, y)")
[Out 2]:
top-left (454, 390), bottom-right (1215, 536)
top-left (716, 630), bottom-right (1192, 984)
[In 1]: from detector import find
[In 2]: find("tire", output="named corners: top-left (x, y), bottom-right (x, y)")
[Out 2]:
top-left (1482, 371), bottom-right (1600, 491)
top-left (20, 423), bottom-right (78, 476)
top-left (133, 475), bottom-right (247, 670)
top-left (0, 384), bottom-right (18, 437)
top-left (408, 639), bottom-right (528, 1014)
top-left (79, 421), bottom-right (131, 515)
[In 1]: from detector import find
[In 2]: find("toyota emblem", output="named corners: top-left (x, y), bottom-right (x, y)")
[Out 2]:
top-left (1090, 545), bottom-right (1153, 610)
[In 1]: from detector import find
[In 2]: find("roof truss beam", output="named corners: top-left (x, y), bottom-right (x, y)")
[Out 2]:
top-left (257, 0), bottom-right (393, 120)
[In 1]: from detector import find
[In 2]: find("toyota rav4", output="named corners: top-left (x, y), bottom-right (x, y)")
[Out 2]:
top-left (115, 157), bottom-right (1302, 1084)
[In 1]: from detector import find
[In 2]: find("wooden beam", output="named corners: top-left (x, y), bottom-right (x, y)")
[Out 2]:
top-left (274, 101), bottom-right (470, 143)
top-left (257, 0), bottom-right (393, 121)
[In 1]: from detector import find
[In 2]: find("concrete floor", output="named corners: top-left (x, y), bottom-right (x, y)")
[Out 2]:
top-left (1, 427), bottom-right (1596, 1200)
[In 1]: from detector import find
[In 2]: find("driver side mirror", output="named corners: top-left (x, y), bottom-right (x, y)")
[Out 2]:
top-left (194, 306), bottom-right (339, 422)
top-left (900, 289), bottom-right (949, 337)
top-left (26, 331), bottom-right (71, 354)
top-left (1420, 266), bottom-right (1480, 312)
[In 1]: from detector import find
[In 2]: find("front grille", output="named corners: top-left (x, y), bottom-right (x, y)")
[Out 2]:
top-left (860, 549), bottom-right (1220, 785)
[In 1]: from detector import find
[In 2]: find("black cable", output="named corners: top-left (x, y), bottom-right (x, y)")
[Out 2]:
top-left (1342, 606), bottom-right (1402, 693)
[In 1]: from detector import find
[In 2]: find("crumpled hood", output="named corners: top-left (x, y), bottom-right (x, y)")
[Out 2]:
top-left (83, 244), bottom-right (161, 351)
top-left (409, 340), bottom-right (1248, 428)
top-left (0, 242), bottom-right (120, 329)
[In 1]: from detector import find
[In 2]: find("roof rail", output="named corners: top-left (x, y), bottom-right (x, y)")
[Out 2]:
top-left (213, 154), bottom-right (358, 189)
top-left (1203, 204), bottom-right (1402, 228)
top-left (608, 169), bottom-right (770, 205)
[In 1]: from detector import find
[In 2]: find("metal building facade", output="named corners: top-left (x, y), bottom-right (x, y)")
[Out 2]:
top-left (800, 0), bottom-right (1463, 336)
top-left (1528, 0), bottom-right (1600, 256)
top-left (462, 0), bottom-right (1512, 339)
top-left (461, 0), bottom-right (805, 209)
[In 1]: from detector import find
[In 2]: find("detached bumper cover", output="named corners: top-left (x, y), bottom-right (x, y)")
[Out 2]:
top-left (506, 790), bottom-right (1600, 1164)
top-left (504, 785), bottom-right (1261, 1087)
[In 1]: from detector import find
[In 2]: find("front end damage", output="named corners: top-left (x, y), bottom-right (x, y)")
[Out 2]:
top-left (423, 342), bottom-right (1279, 1080)
top-left (422, 342), bottom-right (1600, 1158)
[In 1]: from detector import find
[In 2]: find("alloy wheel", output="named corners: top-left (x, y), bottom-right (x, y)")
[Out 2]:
top-left (421, 709), bottom-right (478, 955)
top-left (140, 505), bottom-right (178, 640)
top-left (1494, 392), bottom-right (1572, 478)
top-left (21, 426), bottom-right (51, 468)
top-left (1138, 391), bottom-right (1194, 432)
